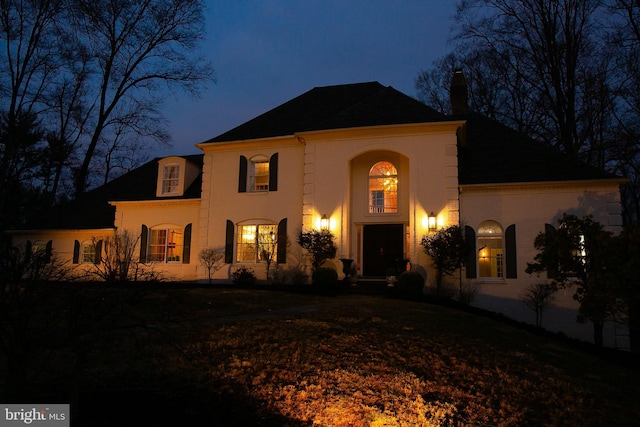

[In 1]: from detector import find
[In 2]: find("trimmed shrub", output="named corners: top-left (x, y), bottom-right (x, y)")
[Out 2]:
top-left (231, 266), bottom-right (256, 287)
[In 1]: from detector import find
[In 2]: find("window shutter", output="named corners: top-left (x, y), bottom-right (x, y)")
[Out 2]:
top-left (465, 226), bottom-right (477, 279)
top-left (182, 223), bottom-right (192, 264)
top-left (140, 225), bottom-right (148, 262)
top-left (505, 224), bottom-right (517, 278)
top-left (45, 240), bottom-right (52, 263)
top-left (225, 220), bottom-right (234, 263)
top-left (277, 218), bottom-right (287, 263)
top-left (545, 223), bottom-right (558, 279)
top-left (238, 156), bottom-right (248, 193)
top-left (73, 240), bottom-right (80, 264)
top-left (269, 153), bottom-right (278, 191)
top-left (95, 240), bottom-right (103, 264)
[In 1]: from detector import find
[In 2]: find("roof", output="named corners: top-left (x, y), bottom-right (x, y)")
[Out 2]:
top-left (20, 154), bottom-right (203, 230)
top-left (458, 113), bottom-right (618, 185)
top-left (14, 83), bottom-right (619, 231)
top-left (204, 82), bottom-right (447, 143)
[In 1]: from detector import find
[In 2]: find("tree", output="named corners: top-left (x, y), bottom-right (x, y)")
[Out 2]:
top-left (297, 229), bottom-right (337, 271)
top-left (258, 230), bottom-right (278, 284)
top-left (420, 225), bottom-right (466, 296)
top-left (91, 229), bottom-right (140, 282)
top-left (521, 283), bottom-right (558, 328)
top-left (68, 0), bottom-right (214, 195)
top-left (417, 0), bottom-right (640, 225)
top-left (526, 214), bottom-right (621, 348)
top-left (198, 247), bottom-right (225, 285)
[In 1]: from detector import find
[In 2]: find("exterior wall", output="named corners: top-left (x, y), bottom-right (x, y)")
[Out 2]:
top-left (460, 181), bottom-right (624, 345)
top-left (299, 122), bottom-right (461, 277)
top-left (111, 199), bottom-right (200, 280)
top-left (197, 137), bottom-right (306, 280)
top-left (8, 228), bottom-right (115, 278)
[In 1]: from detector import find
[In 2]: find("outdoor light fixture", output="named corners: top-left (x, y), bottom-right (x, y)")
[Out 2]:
top-left (320, 214), bottom-right (329, 230)
top-left (428, 212), bottom-right (437, 232)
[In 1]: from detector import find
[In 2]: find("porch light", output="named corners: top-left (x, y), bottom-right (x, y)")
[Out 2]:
top-left (428, 212), bottom-right (437, 232)
top-left (320, 214), bottom-right (330, 231)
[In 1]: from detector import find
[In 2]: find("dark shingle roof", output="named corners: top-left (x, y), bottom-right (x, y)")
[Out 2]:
top-left (458, 113), bottom-right (617, 184)
top-left (205, 82), bottom-right (447, 142)
top-left (22, 155), bottom-right (203, 230)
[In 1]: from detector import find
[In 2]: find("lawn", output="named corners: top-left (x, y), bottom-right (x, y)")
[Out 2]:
top-left (3, 285), bottom-right (639, 426)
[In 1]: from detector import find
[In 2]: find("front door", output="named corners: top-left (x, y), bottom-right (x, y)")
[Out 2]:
top-left (362, 224), bottom-right (404, 277)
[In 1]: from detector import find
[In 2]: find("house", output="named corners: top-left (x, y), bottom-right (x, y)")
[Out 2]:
top-left (8, 71), bottom-right (626, 346)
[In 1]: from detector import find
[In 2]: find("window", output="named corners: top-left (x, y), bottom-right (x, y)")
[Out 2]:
top-left (236, 224), bottom-right (277, 263)
top-left (368, 161), bottom-right (398, 213)
top-left (82, 244), bottom-right (96, 264)
top-left (162, 165), bottom-right (180, 194)
top-left (477, 221), bottom-right (504, 278)
top-left (149, 228), bottom-right (183, 262)
top-left (250, 158), bottom-right (269, 191)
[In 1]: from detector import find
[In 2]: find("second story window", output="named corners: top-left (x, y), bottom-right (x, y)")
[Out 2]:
top-left (369, 161), bottom-right (398, 213)
top-left (251, 158), bottom-right (270, 191)
top-left (239, 153), bottom-right (279, 193)
top-left (162, 165), bottom-right (180, 194)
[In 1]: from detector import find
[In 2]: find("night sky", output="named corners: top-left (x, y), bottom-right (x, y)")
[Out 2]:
top-left (160, 1), bottom-right (457, 157)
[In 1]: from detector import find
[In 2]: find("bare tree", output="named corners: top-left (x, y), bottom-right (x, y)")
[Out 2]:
top-left (521, 283), bottom-right (557, 327)
top-left (68, 0), bottom-right (214, 195)
top-left (198, 247), bottom-right (225, 285)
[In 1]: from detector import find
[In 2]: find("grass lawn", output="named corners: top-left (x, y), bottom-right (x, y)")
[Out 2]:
top-left (3, 285), bottom-right (639, 426)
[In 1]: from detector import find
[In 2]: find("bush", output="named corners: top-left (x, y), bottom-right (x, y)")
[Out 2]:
top-left (231, 266), bottom-right (256, 287)
top-left (312, 267), bottom-right (339, 294)
top-left (396, 271), bottom-right (424, 297)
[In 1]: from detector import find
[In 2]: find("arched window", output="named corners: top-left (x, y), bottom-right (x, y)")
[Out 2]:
top-left (368, 161), bottom-right (397, 213)
top-left (477, 221), bottom-right (504, 278)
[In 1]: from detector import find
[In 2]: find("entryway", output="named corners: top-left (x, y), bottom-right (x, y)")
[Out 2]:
top-left (362, 224), bottom-right (404, 277)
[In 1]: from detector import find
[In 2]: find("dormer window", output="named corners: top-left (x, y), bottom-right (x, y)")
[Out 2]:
top-left (156, 156), bottom-right (200, 198)
top-left (162, 164), bottom-right (180, 194)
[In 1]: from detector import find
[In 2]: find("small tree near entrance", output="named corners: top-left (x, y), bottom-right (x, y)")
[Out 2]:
top-left (297, 229), bottom-right (338, 271)
top-left (421, 225), bottom-right (466, 296)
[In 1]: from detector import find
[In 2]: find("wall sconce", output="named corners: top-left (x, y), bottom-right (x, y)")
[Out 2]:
top-left (320, 214), bottom-right (329, 230)
top-left (427, 212), bottom-right (437, 232)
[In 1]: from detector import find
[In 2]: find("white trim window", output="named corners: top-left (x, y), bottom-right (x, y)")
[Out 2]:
top-left (149, 228), bottom-right (183, 262)
top-left (237, 224), bottom-right (277, 263)
top-left (250, 157), bottom-right (269, 192)
top-left (81, 244), bottom-right (96, 264)
top-left (162, 164), bottom-right (180, 194)
top-left (368, 161), bottom-right (398, 213)
top-left (477, 221), bottom-right (504, 278)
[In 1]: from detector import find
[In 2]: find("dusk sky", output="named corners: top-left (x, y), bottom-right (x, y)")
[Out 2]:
top-left (160, 1), bottom-right (458, 157)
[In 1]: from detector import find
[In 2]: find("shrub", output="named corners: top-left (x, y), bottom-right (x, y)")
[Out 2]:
top-left (231, 266), bottom-right (256, 287)
top-left (396, 271), bottom-right (424, 297)
top-left (312, 267), bottom-right (339, 294)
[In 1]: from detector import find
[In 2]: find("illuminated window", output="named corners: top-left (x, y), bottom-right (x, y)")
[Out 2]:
top-left (251, 158), bottom-right (269, 191)
top-left (149, 228), bottom-right (183, 262)
top-left (477, 221), bottom-right (504, 278)
top-left (162, 165), bottom-right (180, 194)
top-left (368, 161), bottom-right (398, 213)
top-left (237, 224), bottom-right (277, 263)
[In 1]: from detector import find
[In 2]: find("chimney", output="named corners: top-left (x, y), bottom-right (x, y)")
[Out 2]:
top-left (450, 68), bottom-right (468, 116)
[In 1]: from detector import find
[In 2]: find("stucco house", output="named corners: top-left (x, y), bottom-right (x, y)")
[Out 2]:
top-left (8, 71), bottom-right (627, 346)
